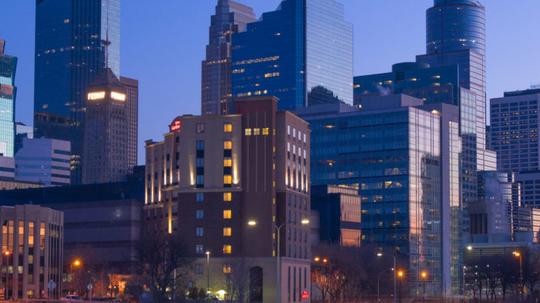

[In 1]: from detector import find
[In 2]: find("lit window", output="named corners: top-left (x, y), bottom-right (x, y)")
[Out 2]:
top-left (223, 245), bottom-right (232, 254)
top-left (224, 141), bottom-right (233, 150)
top-left (253, 128), bottom-right (261, 136)
top-left (196, 193), bottom-right (204, 202)
top-left (224, 123), bottom-right (233, 133)
top-left (223, 228), bottom-right (232, 237)
top-left (196, 210), bottom-right (204, 219)
top-left (223, 265), bottom-right (232, 274)
top-left (223, 192), bottom-right (232, 202)
top-left (224, 175), bottom-right (233, 185)
top-left (263, 128), bottom-right (270, 136)
top-left (196, 227), bottom-right (204, 237)
top-left (223, 210), bottom-right (232, 219)
top-left (245, 129), bottom-right (252, 136)
top-left (224, 159), bottom-right (232, 167)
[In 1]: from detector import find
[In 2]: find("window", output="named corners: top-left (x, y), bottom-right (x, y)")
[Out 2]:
top-left (224, 159), bottom-right (232, 167)
top-left (253, 128), bottom-right (261, 136)
top-left (223, 192), bottom-right (232, 202)
top-left (196, 245), bottom-right (204, 254)
top-left (245, 128), bottom-right (252, 136)
top-left (196, 227), bottom-right (204, 237)
top-left (223, 265), bottom-right (232, 274)
top-left (196, 123), bottom-right (205, 133)
top-left (263, 128), bottom-right (270, 136)
top-left (224, 123), bottom-right (233, 133)
top-left (223, 210), bottom-right (232, 219)
top-left (224, 141), bottom-right (233, 150)
top-left (196, 193), bottom-right (204, 202)
top-left (196, 140), bottom-right (205, 150)
top-left (223, 228), bottom-right (232, 237)
top-left (196, 210), bottom-right (204, 219)
top-left (223, 245), bottom-right (232, 254)
top-left (224, 175), bottom-right (233, 185)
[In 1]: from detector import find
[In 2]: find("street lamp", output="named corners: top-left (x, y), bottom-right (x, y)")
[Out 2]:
top-left (376, 251), bottom-right (400, 303)
top-left (513, 251), bottom-right (523, 299)
top-left (248, 218), bottom-right (310, 303)
top-left (420, 271), bottom-right (429, 303)
top-left (70, 258), bottom-right (82, 295)
top-left (205, 251), bottom-right (211, 292)
top-left (2, 251), bottom-right (10, 300)
top-left (397, 270), bottom-right (405, 303)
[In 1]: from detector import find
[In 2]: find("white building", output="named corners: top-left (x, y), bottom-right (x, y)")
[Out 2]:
top-left (15, 138), bottom-right (71, 186)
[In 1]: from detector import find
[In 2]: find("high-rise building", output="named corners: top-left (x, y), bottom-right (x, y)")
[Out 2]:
top-left (299, 95), bottom-right (462, 296)
top-left (231, 0), bottom-right (353, 111)
top-left (201, 0), bottom-right (256, 115)
top-left (15, 137), bottom-right (71, 186)
top-left (82, 69), bottom-right (137, 184)
top-left (0, 205), bottom-right (64, 300)
top-left (120, 76), bottom-right (139, 173)
top-left (0, 39), bottom-right (17, 158)
top-left (34, 0), bottom-right (121, 183)
top-left (145, 97), bottom-right (311, 303)
top-left (490, 88), bottom-right (540, 208)
top-left (15, 122), bottom-right (33, 154)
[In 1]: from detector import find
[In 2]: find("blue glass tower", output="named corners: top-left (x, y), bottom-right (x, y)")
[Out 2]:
top-left (34, 0), bottom-right (121, 183)
top-left (231, 0), bottom-right (353, 111)
top-left (0, 39), bottom-right (16, 157)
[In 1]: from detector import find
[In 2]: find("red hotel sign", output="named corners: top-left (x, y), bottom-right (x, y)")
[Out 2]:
top-left (170, 119), bottom-right (182, 132)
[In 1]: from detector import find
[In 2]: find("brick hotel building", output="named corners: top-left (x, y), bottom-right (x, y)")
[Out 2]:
top-left (145, 97), bottom-right (311, 302)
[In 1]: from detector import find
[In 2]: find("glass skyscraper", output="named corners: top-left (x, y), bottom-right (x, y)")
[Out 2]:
top-left (201, 0), bottom-right (256, 115)
top-left (299, 97), bottom-right (462, 297)
top-left (34, 0), bottom-right (121, 183)
top-left (0, 39), bottom-right (16, 157)
top-left (231, 0), bottom-right (353, 111)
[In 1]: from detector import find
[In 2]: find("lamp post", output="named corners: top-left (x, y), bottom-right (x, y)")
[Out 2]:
top-left (248, 218), bottom-right (309, 303)
top-left (420, 271), bottom-right (429, 303)
top-left (397, 270), bottom-right (405, 303)
top-left (205, 251), bottom-right (211, 293)
top-left (2, 251), bottom-right (10, 300)
top-left (70, 259), bottom-right (82, 295)
top-left (376, 250), bottom-right (401, 303)
top-left (513, 251), bottom-right (523, 299)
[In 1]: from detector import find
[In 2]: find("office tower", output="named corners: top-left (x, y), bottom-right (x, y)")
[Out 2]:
top-left (120, 76), bottom-right (139, 174)
top-left (299, 95), bottom-right (462, 296)
top-left (201, 0), bottom-right (256, 115)
top-left (34, 0), bottom-right (121, 183)
top-left (15, 138), bottom-right (71, 186)
top-left (231, 0), bottom-right (353, 111)
top-left (311, 185), bottom-right (361, 247)
top-left (490, 88), bottom-right (540, 208)
top-left (513, 207), bottom-right (540, 244)
top-left (83, 69), bottom-right (136, 184)
top-left (0, 39), bottom-right (16, 158)
top-left (145, 97), bottom-right (310, 302)
top-left (0, 205), bottom-right (64, 300)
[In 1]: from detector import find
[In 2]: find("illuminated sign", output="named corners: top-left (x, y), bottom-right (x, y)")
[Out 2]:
top-left (87, 91), bottom-right (106, 101)
top-left (170, 119), bottom-right (182, 132)
top-left (301, 290), bottom-right (309, 301)
top-left (111, 91), bottom-right (127, 102)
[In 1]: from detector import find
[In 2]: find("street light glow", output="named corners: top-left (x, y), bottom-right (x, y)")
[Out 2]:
top-left (72, 259), bottom-right (82, 267)
top-left (466, 245), bottom-right (473, 251)
top-left (397, 270), bottom-right (405, 278)
top-left (247, 220), bottom-right (257, 226)
top-left (421, 270), bottom-right (428, 280)
top-left (301, 219), bottom-right (310, 225)
top-left (376, 252), bottom-right (383, 257)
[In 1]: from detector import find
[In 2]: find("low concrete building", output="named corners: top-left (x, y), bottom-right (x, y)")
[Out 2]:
top-left (0, 205), bottom-right (63, 300)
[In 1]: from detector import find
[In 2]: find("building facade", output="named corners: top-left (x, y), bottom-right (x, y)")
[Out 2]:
top-left (15, 138), bottom-right (71, 186)
top-left (0, 39), bottom-right (16, 158)
top-left (231, 0), bottom-right (353, 111)
top-left (310, 185), bottom-right (361, 247)
top-left (82, 69), bottom-right (137, 184)
top-left (15, 122), bottom-right (33, 154)
top-left (516, 171), bottom-right (540, 208)
top-left (299, 96), bottom-right (462, 296)
top-left (0, 205), bottom-right (63, 300)
top-left (34, 0), bottom-right (121, 183)
top-left (145, 97), bottom-right (311, 303)
top-left (201, 0), bottom-right (256, 115)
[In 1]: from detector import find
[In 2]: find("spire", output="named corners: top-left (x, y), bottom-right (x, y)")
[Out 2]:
top-left (102, 0), bottom-right (112, 70)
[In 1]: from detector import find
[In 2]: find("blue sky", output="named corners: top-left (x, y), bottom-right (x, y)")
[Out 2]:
top-left (1, 0), bottom-right (539, 163)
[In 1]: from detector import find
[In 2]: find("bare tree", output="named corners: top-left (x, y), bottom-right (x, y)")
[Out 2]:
top-left (137, 230), bottom-right (192, 303)
top-left (223, 258), bottom-right (255, 303)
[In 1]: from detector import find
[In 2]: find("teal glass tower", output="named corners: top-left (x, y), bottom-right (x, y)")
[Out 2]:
top-left (0, 39), bottom-right (16, 157)
top-left (231, 0), bottom-right (353, 111)
top-left (34, 0), bottom-right (121, 183)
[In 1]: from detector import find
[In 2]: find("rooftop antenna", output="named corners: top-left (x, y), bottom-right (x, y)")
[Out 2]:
top-left (102, 0), bottom-right (112, 70)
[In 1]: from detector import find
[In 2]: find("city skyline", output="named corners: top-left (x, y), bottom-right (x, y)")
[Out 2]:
top-left (1, 0), bottom-right (540, 163)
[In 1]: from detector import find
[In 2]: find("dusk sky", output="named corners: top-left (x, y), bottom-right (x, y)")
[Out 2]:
top-left (1, 0), bottom-right (539, 163)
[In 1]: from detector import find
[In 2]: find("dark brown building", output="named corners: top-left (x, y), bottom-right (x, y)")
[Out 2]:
top-left (82, 69), bottom-right (138, 184)
top-left (145, 97), bottom-right (311, 302)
